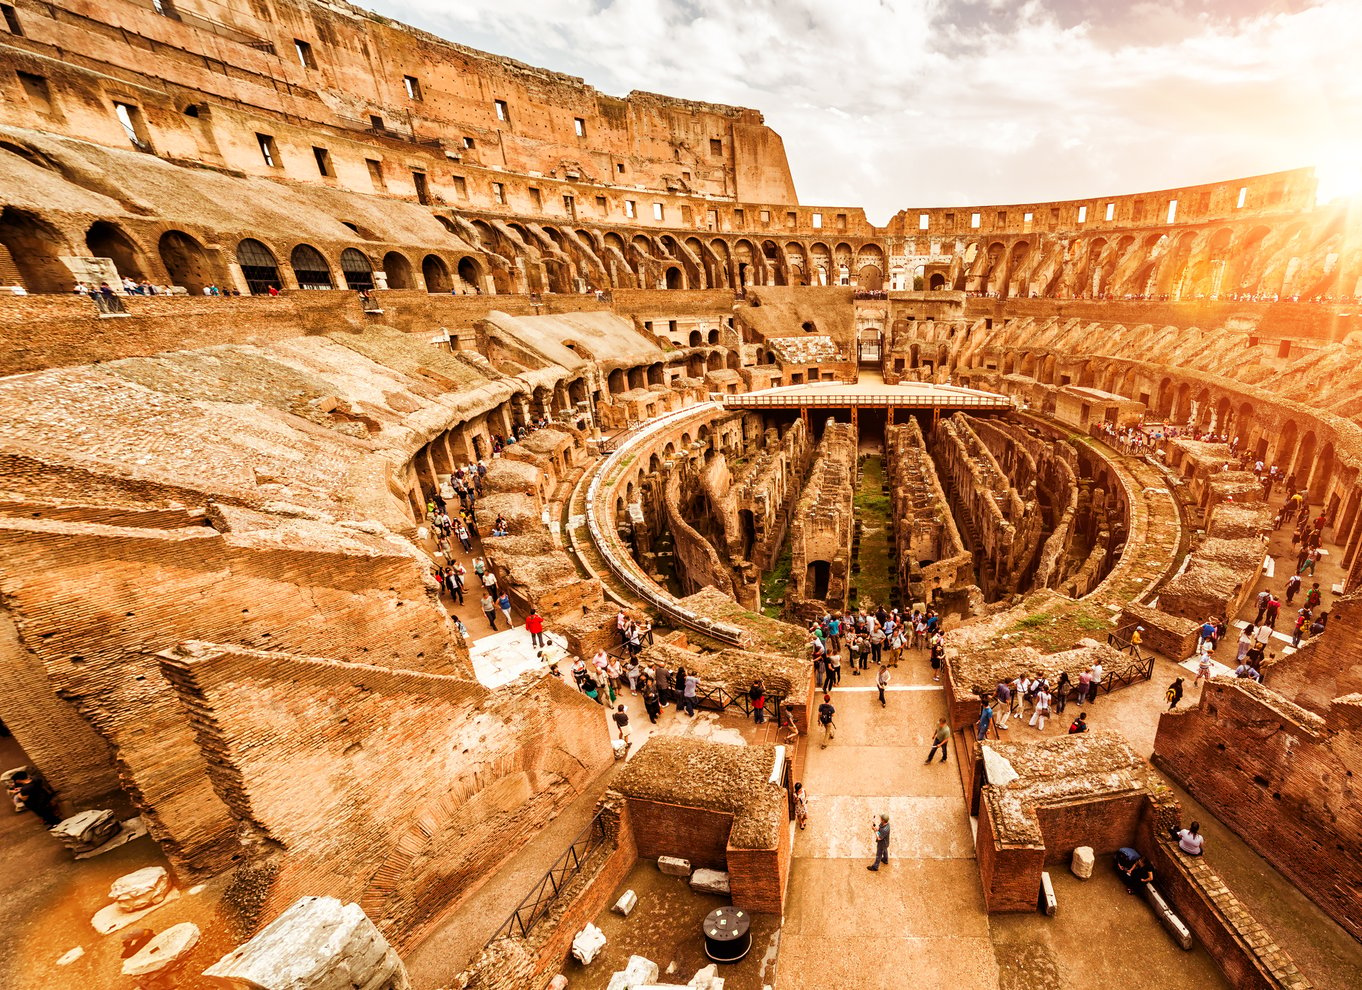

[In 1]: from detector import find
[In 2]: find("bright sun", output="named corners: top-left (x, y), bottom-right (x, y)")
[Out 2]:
top-left (1314, 146), bottom-right (1362, 204)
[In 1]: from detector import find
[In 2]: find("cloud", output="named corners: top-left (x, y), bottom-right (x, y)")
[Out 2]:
top-left (361, 0), bottom-right (1362, 223)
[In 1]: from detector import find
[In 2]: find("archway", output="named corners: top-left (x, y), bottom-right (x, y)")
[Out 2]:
top-left (383, 251), bottom-right (415, 289)
top-left (340, 248), bottom-right (374, 291)
top-left (236, 238), bottom-right (280, 295)
top-left (806, 560), bottom-right (831, 600)
top-left (858, 265), bottom-right (883, 291)
top-left (458, 256), bottom-right (484, 293)
top-left (159, 230), bottom-right (214, 294)
top-left (665, 266), bottom-right (684, 290)
top-left (0, 207), bottom-right (73, 292)
top-left (85, 221), bottom-right (148, 282)
top-left (290, 244), bottom-right (333, 289)
top-left (928, 273), bottom-right (947, 290)
top-left (422, 254), bottom-right (452, 293)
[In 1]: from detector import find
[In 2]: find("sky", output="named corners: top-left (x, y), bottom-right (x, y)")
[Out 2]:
top-left (364, 0), bottom-right (1362, 224)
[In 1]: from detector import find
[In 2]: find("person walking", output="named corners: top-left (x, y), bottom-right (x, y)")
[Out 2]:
top-left (481, 591), bottom-right (498, 630)
top-left (925, 717), bottom-right (951, 764)
top-left (643, 685), bottom-right (661, 724)
top-left (1028, 684), bottom-right (1052, 731)
top-left (876, 663), bottom-right (891, 707)
top-left (1166, 677), bottom-right (1185, 710)
top-left (1054, 671), bottom-right (1072, 715)
top-left (525, 608), bottom-right (545, 649)
top-left (867, 814), bottom-right (891, 871)
top-left (497, 591), bottom-right (514, 629)
top-left (994, 680), bottom-right (1013, 729)
top-left (817, 693), bottom-right (836, 748)
top-left (1236, 624), bottom-right (1255, 661)
top-left (976, 699), bottom-right (995, 741)
top-left (612, 704), bottom-right (631, 743)
top-left (1194, 646), bottom-right (1214, 687)
top-left (1284, 573), bottom-right (1302, 604)
top-left (682, 671), bottom-right (699, 717)
top-left (793, 782), bottom-right (810, 831)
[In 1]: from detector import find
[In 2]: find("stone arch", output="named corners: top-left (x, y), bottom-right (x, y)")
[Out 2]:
top-left (422, 254), bottom-right (452, 293)
top-left (1275, 419), bottom-right (1299, 472)
top-left (340, 248), bottom-right (375, 291)
top-left (733, 239), bottom-right (758, 288)
top-left (383, 251), bottom-right (415, 289)
top-left (646, 362), bottom-right (664, 386)
top-left (726, 350), bottom-right (741, 371)
top-left (928, 273), bottom-right (947, 290)
top-left (236, 238), bottom-right (281, 295)
top-left (1294, 430), bottom-right (1317, 491)
top-left (785, 241), bottom-right (808, 284)
top-left (857, 265), bottom-right (883, 291)
top-left (458, 256), bottom-right (484, 293)
top-left (1309, 440), bottom-right (1335, 504)
top-left (665, 265), bottom-right (685, 289)
top-left (85, 220), bottom-right (149, 283)
top-left (1172, 381), bottom-right (1193, 423)
top-left (289, 243), bottom-right (333, 289)
top-left (160, 229), bottom-right (215, 294)
top-left (607, 368), bottom-right (627, 394)
top-left (0, 207), bottom-right (74, 292)
top-left (761, 240), bottom-right (786, 285)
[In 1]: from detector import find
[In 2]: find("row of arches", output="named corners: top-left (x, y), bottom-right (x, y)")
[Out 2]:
top-left (0, 208), bottom-right (484, 296)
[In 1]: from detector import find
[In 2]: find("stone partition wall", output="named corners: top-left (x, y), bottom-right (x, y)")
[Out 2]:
top-left (885, 416), bottom-right (973, 606)
top-left (785, 421), bottom-right (857, 618)
top-left (1153, 679), bottom-right (1362, 942)
top-left (160, 642), bottom-right (614, 946)
top-left (730, 419), bottom-right (814, 573)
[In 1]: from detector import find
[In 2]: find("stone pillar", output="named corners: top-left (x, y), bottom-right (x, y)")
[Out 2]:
top-left (204, 896), bottom-right (409, 990)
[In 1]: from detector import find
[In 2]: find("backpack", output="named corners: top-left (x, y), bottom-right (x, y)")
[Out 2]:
top-left (818, 704), bottom-right (834, 725)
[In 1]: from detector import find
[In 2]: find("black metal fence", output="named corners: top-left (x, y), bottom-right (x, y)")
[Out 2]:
top-left (486, 809), bottom-right (610, 944)
top-left (1105, 633), bottom-right (1156, 690)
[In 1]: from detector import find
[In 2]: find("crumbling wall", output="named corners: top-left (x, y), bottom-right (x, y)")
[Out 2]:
top-left (1153, 679), bottom-right (1362, 942)
top-left (785, 421), bottom-right (856, 618)
top-left (885, 417), bottom-right (972, 606)
top-left (160, 642), bottom-right (613, 947)
top-left (1266, 592), bottom-right (1362, 714)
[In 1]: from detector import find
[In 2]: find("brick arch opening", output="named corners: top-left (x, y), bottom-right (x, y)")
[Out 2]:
top-left (0, 206), bottom-right (74, 292)
top-left (85, 220), bottom-right (150, 283)
top-left (160, 229), bottom-right (215, 294)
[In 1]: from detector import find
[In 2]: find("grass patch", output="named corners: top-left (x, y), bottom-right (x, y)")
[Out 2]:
top-left (761, 544), bottom-right (793, 619)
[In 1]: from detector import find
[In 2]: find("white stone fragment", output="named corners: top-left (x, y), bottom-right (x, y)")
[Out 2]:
top-left (56, 947), bottom-right (84, 966)
top-left (612, 739), bottom-right (630, 759)
top-left (981, 746), bottom-right (1019, 787)
top-left (571, 923), bottom-right (607, 965)
top-left (688, 869), bottom-right (730, 896)
top-left (110, 866), bottom-right (171, 910)
top-left (548, 976), bottom-right (569, 990)
top-left (1071, 846), bottom-right (1095, 880)
top-left (606, 954), bottom-right (660, 990)
top-left (121, 922), bottom-right (200, 977)
top-left (658, 855), bottom-right (691, 876)
top-left (612, 889), bottom-right (638, 916)
top-left (689, 964), bottom-right (724, 988)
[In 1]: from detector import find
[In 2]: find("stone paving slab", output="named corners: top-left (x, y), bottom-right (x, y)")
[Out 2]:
top-left (795, 795), bottom-right (974, 860)
top-left (799, 745), bottom-right (962, 798)
top-left (776, 934), bottom-right (1000, 990)
top-left (782, 858), bottom-right (990, 938)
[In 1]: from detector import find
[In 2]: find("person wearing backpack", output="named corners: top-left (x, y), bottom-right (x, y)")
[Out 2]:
top-left (817, 693), bottom-right (836, 748)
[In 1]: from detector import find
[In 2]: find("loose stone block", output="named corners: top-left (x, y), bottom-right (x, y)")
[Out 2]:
top-left (688, 868), bottom-right (731, 895)
top-left (1071, 846), bottom-right (1095, 879)
top-left (548, 977), bottom-right (569, 990)
top-left (606, 954), bottom-right (660, 990)
top-left (50, 809), bottom-right (120, 852)
top-left (658, 855), bottom-right (691, 876)
top-left (571, 923), bottom-right (607, 965)
top-left (110, 866), bottom-right (172, 910)
top-left (612, 889), bottom-right (638, 916)
top-left (121, 922), bottom-right (200, 977)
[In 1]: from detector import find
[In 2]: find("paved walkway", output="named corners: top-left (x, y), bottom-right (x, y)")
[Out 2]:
top-left (779, 658), bottom-right (1000, 990)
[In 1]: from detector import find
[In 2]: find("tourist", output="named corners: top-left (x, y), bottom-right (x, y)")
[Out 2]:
top-left (1076, 667), bottom-right (1091, 706)
top-left (1068, 712), bottom-right (1089, 734)
top-left (1234, 660), bottom-right (1263, 683)
top-left (1236, 624), bottom-right (1255, 661)
top-left (869, 623), bottom-right (886, 666)
top-left (889, 626), bottom-right (906, 666)
top-left (497, 591), bottom-right (514, 628)
top-left (748, 678), bottom-right (767, 723)
top-left (1253, 621), bottom-right (1273, 653)
top-left (605, 656), bottom-right (623, 696)
top-left (525, 608), bottom-right (545, 648)
top-left (1089, 658), bottom-right (1104, 703)
top-left (925, 717), bottom-right (951, 764)
top-left (682, 670), bottom-right (699, 717)
top-left (929, 639), bottom-right (943, 681)
top-left (1166, 677), bottom-right (1185, 710)
top-left (1304, 582), bottom-right (1322, 612)
top-left (1028, 683), bottom-right (1052, 731)
top-left (480, 591), bottom-right (498, 630)
top-left (673, 664), bottom-right (689, 709)
top-left (846, 634), bottom-right (860, 675)
top-left (1197, 616), bottom-right (1217, 653)
top-left (643, 685), bottom-right (661, 723)
top-left (10, 770), bottom-right (59, 827)
top-left (975, 699), bottom-right (995, 741)
top-left (654, 663), bottom-right (672, 708)
top-left (1194, 645), bottom-right (1214, 687)
top-left (624, 657), bottom-right (640, 694)
top-left (1173, 822), bottom-right (1205, 856)
top-left (612, 704), bottom-right (631, 743)
top-left (817, 693), bottom-right (836, 748)
top-left (1054, 671), bottom-right (1072, 714)
top-left (994, 680), bottom-right (1013, 729)
top-left (876, 663), bottom-right (891, 707)
top-left (1284, 573), bottom-right (1302, 603)
top-left (826, 646), bottom-right (841, 687)
top-left (1116, 848), bottom-right (1155, 896)
top-left (867, 814), bottom-right (890, 871)
top-left (793, 782), bottom-right (809, 830)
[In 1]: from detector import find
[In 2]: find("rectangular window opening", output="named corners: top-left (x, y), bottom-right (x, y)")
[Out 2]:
top-left (1105, 202), bottom-right (1115, 221)
top-left (652, 203), bottom-right (664, 221)
top-left (412, 170), bottom-right (430, 205)
top-left (1237, 186), bottom-right (1248, 209)
top-left (970, 212), bottom-right (981, 228)
top-left (997, 211), bottom-right (1007, 225)
top-left (574, 117), bottom-right (586, 137)
top-left (760, 209), bottom-right (771, 224)
top-left (1167, 199), bottom-right (1178, 223)
top-left (563, 194), bottom-right (576, 218)
top-left (495, 99), bottom-right (509, 122)
top-left (114, 102), bottom-right (151, 151)
top-left (403, 75), bottom-right (422, 101)
top-left (616, 162), bottom-right (626, 174)
top-left (17, 72), bottom-right (52, 114)
top-left (596, 195), bottom-right (608, 213)
top-left (294, 39), bottom-right (315, 69)
top-left (811, 212), bottom-right (823, 229)
top-left (0, 4), bottom-right (21, 35)
top-left (312, 146), bottom-right (332, 177)
top-left (256, 132), bottom-right (279, 167)
top-left (918, 213), bottom-right (930, 230)
top-left (492, 182), bottom-right (506, 204)
top-left (1023, 211), bottom-right (1034, 224)
top-left (452, 175), bottom-right (468, 199)
top-left (528, 187), bottom-right (542, 210)
top-left (1077, 205), bottom-right (1088, 223)
top-left (369, 114), bottom-right (384, 131)
top-left (366, 158), bottom-right (386, 191)
top-left (786, 211), bottom-right (796, 227)
top-left (710, 138), bottom-right (723, 155)
top-left (463, 136), bottom-right (475, 149)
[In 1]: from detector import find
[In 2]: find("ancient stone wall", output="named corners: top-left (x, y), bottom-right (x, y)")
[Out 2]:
top-left (160, 641), bottom-right (613, 946)
top-left (885, 417), bottom-right (972, 606)
top-left (785, 421), bottom-right (856, 619)
top-left (1153, 679), bottom-right (1362, 942)
top-left (1266, 592), bottom-right (1362, 714)
top-left (729, 419), bottom-right (814, 575)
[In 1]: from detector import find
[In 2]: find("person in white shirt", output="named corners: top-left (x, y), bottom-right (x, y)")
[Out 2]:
top-left (1177, 822), bottom-right (1205, 856)
top-left (1028, 686), bottom-right (1052, 731)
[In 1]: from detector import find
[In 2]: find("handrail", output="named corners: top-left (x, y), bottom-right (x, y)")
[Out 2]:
top-left (486, 810), bottom-right (609, 943)
top-left (715, 391), bottom-right (1013, 409)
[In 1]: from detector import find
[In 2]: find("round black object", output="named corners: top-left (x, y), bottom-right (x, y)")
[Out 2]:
top-left (702, 906), bottom-right (751, 963)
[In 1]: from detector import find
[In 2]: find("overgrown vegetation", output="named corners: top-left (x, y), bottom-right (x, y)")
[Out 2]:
top-left (760, 544), bottom-right (793, 619)
top-left (853, 454), bottom-right (895, 609)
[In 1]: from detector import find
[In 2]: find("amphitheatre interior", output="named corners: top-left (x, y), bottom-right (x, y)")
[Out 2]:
top-left (0, 2), bottom-right (1360, 989)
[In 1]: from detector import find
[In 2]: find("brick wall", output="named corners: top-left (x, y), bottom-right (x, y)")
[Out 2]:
top-left (623, 798), bottom-right (733, 871)
top-left (1265, 592), bottom-right (1362, 715)
top-left (1152, 680), bottom-right (1361, 941)
top-left (161, 643), bottom-right (613, 946)
top-left (1135, 806), bottom-right (1313, 990)
top-left (976, 797), bottom-right (1046, 912)
top-left (1034, 792), bottom-right (1147, 865)
top-left (726, 830), bottom-right (790, 914)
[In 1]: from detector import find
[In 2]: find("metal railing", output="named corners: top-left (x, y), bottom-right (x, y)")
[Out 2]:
top-left (1104, 633), bottom-right (1156, 689)
top-left (486, 810), bottom-right (610, 943)
top-left (716, 391), bottom-right (1013, 410)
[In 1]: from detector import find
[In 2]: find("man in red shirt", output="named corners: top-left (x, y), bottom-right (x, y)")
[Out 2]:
top-left (525, 609), bottom-right (545, 649)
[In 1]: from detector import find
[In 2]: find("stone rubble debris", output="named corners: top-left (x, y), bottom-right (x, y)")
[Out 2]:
top-left (612, 889), bottom-right (639, 916)
top-left (688, 868), bottom-right (731, 895)
top-left (1071, 845), bottom-right (1095, 879)
top-left (657, 855), bottom-right (691, 876)
top-left (571, 922), bottom-right (607, 965)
